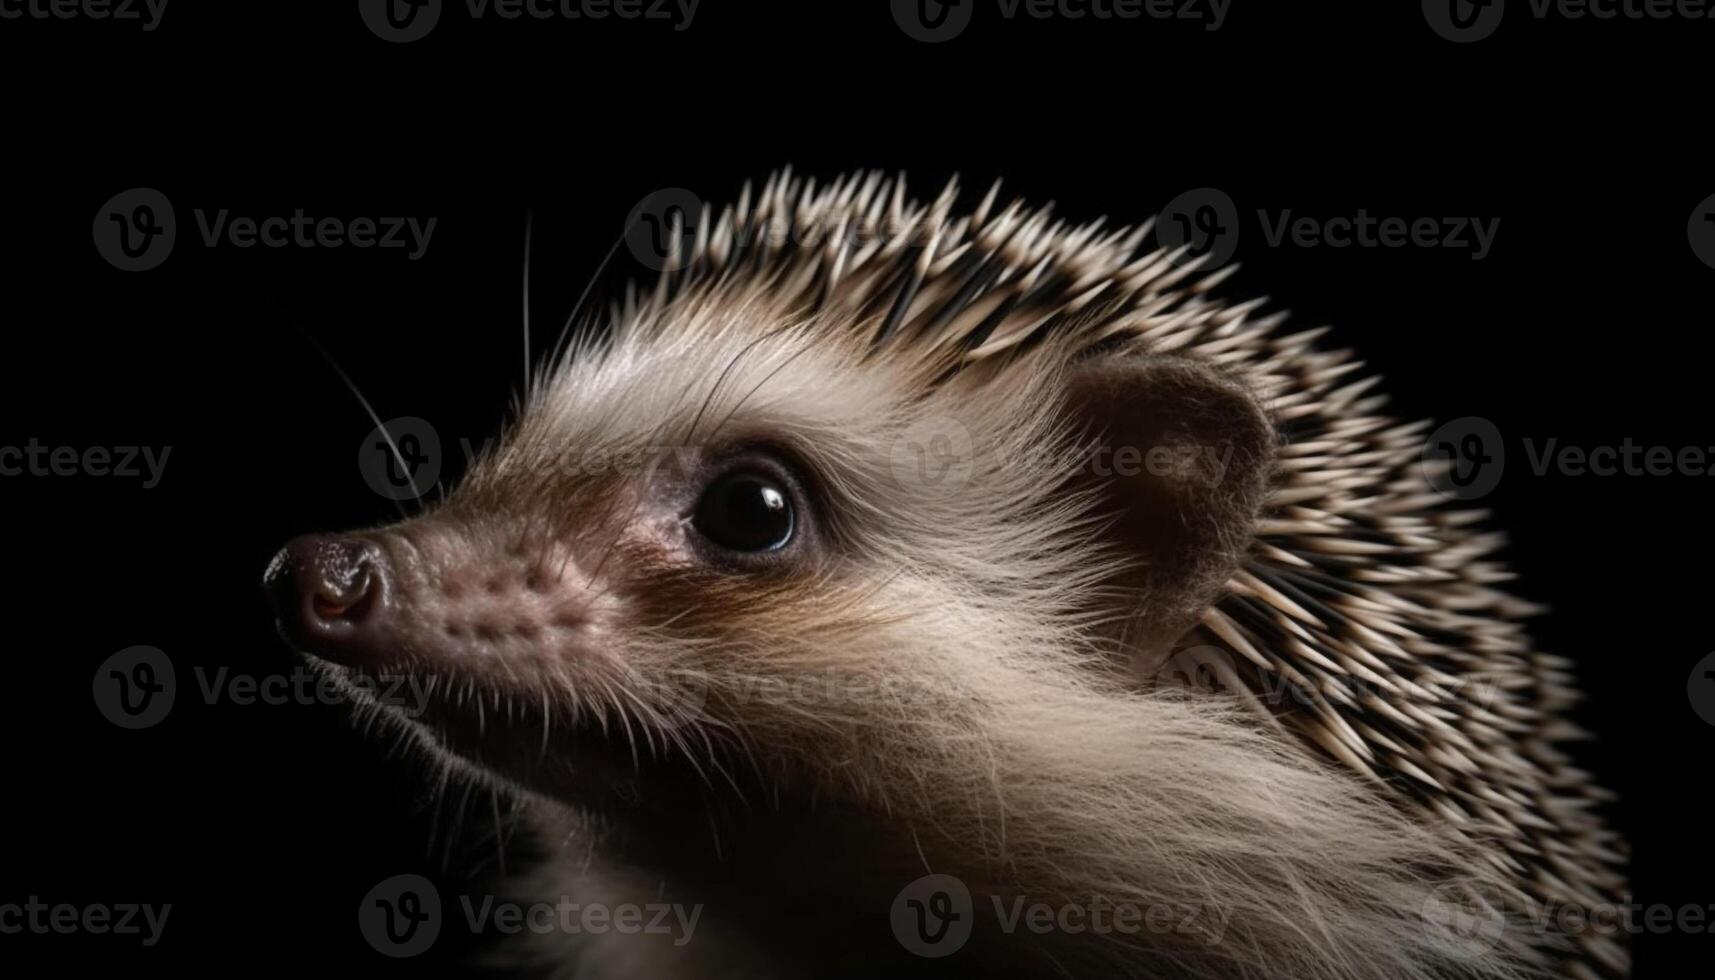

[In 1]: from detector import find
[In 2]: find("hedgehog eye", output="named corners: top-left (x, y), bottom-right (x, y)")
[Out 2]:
top-left (693, 471), bottom-right (795, 553)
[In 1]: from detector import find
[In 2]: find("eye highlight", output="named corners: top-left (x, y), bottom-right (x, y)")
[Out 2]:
top-left (692, 470), bottom-right (796, 553)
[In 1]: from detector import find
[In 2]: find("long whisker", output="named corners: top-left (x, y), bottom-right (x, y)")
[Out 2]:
top-left (274, 311), bottom-right (417, 520)
top-left (522, 206), bottom-right (535, 399)
top-left (546, 231), bottom-right (629, 377)
top-left (700, 330), bottom-right (822, 448)
top-left (684, 320), bottom-right (803, 445)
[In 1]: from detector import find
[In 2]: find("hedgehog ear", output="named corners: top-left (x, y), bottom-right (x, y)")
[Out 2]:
top-left (1061, 355), bottom-right (1276, 681)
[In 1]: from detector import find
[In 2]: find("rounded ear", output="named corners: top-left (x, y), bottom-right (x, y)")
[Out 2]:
top-left (1063, 355), bottom-right (1277, 679)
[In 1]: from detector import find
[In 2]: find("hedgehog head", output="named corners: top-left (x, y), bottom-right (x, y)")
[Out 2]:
top-left (265, 172), bottom-right (1601, 979)
top-left (267, 175), bottom-right (1278, 805)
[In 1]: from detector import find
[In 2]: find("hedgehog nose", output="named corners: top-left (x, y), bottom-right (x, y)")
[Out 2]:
top-left (264, 534), bottom-right (390, 664)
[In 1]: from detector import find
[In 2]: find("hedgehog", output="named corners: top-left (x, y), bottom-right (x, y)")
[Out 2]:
top-left (265, 170), bottom-right (1626, 979)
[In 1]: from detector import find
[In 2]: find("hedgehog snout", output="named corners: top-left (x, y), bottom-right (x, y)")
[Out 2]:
top-left (264, 533), bottom-right (390, 667)
top-left (429, 554), bottom-right (595, 649)
top-left (266, 526), bottom-right (603, 669)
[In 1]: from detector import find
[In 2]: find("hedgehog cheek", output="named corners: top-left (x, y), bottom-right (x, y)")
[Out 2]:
top-left (1061, 355), bottom-right (1278, 681)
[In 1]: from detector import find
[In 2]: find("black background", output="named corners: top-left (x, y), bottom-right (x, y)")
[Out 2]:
top-left (0, 1), bottom-right (1707, 975)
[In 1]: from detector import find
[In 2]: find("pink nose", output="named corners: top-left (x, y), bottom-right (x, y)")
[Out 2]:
top-left (264, 534), bottom-right (390, 665)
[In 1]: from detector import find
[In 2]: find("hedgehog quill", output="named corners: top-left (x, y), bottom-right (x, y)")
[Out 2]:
top-left (265, 171), bottom-right (1625, 979)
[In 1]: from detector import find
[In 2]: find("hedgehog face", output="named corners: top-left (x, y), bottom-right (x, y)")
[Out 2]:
top-left (266, 296), bottom-right (1275, 812)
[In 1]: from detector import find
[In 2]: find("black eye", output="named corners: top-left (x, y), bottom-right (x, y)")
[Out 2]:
top-left (693, 471), bottom-right (795, 552)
